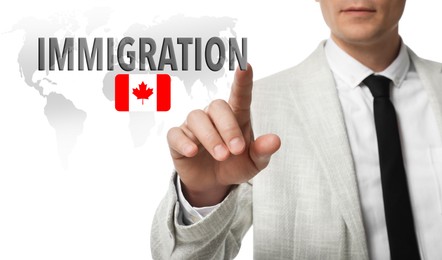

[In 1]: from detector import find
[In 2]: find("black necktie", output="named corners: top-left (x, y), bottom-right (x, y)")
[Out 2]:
top-left (363, 75), bottom-right (420, 260)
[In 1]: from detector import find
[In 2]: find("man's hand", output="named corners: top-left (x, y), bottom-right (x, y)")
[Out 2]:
top-left (167, 64), bottom-right (281, 207)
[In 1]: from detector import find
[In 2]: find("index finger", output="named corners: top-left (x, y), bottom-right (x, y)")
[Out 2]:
top-left (228, 63), bottom-right (253, 126)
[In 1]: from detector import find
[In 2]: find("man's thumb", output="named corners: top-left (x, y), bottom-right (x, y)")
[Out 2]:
top-left (249, 134), bottom-right (281, 171)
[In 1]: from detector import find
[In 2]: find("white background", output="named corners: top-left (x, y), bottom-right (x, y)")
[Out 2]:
top-left (0, 0), bottom-right (441, 259)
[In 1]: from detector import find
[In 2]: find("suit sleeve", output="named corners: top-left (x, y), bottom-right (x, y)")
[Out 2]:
top-left (150, 173), bottom-right (252, 260)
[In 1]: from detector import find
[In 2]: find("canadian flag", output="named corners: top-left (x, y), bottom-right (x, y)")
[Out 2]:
top-left (115, 74), bottom-right (171, 111)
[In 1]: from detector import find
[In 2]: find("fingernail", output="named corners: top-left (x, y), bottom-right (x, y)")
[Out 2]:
top-left (229, 137), bottom-right (244, 153)
top-left (214, 144), bottom-right (227, 159)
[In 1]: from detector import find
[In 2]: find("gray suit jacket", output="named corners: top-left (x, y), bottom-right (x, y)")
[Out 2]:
top-left (151, 42), bottom-right (442, 259)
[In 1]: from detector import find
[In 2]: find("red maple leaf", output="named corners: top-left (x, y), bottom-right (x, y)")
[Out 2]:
top-left (132, 81), bottom-right (154, 105)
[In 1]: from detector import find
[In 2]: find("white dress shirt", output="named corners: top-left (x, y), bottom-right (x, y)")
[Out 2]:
top-left (177, 39), bottom-right (442, 259)
top-left (325, 38), bottom-right (442, 260)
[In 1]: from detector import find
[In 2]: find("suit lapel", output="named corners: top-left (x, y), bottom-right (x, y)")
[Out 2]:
top-left (289, 43), bottom-right (369, 258)
top-left (409, 49), bottom-right (442, 140)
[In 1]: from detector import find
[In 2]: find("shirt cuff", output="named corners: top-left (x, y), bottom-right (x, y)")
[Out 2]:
top-left (176, 175), bottom-right (221, 225)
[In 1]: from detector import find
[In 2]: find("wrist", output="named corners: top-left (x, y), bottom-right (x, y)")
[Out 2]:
top-left (180, 180), bottom-right (232, 207)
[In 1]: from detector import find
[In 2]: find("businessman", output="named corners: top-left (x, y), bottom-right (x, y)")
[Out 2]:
top-left (151, 0), bottom-right (442, 259)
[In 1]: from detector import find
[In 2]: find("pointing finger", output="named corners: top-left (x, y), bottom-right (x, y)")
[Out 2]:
top-left (228, 63), bottom-right (253, 126)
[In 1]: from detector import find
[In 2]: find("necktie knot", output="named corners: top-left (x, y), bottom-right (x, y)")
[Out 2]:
top-left (363, 75), bottom-right (392, 98)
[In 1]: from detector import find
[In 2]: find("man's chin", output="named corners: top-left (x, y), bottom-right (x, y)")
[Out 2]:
top-left (332, 31), bottom-right (384, 47)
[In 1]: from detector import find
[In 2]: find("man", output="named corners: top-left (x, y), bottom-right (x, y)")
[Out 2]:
top-left (151, 0), bottom-right (442, 259)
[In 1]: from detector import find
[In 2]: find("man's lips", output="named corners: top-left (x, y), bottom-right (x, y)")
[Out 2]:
top-left (342, 7), bottom-right (376, 13)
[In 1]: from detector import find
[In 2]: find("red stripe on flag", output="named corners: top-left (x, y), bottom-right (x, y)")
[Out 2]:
top-left (115, 74), bottom-right (129, 111)
top-left (157, 74), bottom-right (171, 111)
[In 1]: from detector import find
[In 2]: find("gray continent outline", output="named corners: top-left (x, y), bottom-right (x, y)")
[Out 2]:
top-left (13, 9), bottom-right (110, 168)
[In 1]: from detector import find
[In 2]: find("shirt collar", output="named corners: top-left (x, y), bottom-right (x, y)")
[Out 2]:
top-left (324, 38), bottom-right (410, 89)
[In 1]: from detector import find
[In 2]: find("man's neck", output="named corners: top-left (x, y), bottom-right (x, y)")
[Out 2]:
top-left (331, 30), bottom-right (401, 72)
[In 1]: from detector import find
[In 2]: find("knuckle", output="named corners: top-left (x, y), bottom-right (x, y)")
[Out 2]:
top-left (204, 131), bottom-right (220, 145)
top-left (222, 122), bottom-right (240, 135)
top-left (208, 99), bottom-right (227, 112)
top-left (187, 109), bottom-right (204, 123)
top-left (167, 127), bottom-right (177, 139)
top-left (167, 127), bottom-right (180, 143)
